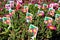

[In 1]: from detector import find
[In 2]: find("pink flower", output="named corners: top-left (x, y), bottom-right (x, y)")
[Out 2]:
top-left (41, 11), bottom-right (44, 17)
top-left (38, 5), bottom-right (41, 9)
top-left (9, 13), bottom-right (13, 17)
top-left (0, 8), bottom-right (3, 11)
top-left (0, 1), bottom-right (1, 5)
top-left (16, 4), bottom-right (20, 10)
top-left (42, 13), bottom-right (44, 17)
top-left (4, 0), bottom-right (6, 2)
top-left (47, 24), bottom-right (56, 30)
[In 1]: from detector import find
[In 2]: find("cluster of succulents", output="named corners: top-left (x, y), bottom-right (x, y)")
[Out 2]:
top-left (0, 0), bottom-right (60, 40)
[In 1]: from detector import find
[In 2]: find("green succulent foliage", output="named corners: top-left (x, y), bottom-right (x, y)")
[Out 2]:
top-left (0, 0), bottom-right (60, 40)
